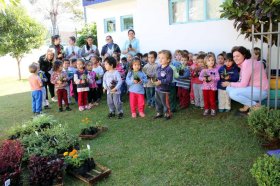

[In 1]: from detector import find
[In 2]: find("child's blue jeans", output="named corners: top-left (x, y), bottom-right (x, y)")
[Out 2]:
top-left (32, 90), bottom-right (42, 113)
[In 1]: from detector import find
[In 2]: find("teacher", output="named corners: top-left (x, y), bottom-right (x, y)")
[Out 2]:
top-left (101, 35), bottom-right (121, 59)
top-left (122, 29), bottom-right (140, 57)
top-left (222, 46), bottom-right (268, 112)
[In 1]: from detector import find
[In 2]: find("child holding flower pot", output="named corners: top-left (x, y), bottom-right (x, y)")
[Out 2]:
top-left (51, 61), bottom-right (72, 112)
top-left (126, 57), bottom-right (148, 118)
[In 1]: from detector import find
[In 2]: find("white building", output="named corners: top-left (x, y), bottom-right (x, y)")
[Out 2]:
top-left (84, 0), bottom-right (278, 68)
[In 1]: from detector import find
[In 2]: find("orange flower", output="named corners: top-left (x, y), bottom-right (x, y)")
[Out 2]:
top-left (73, 155), bottom-right (78, 159)
top-left (72, 149), bottom-right (78, 154)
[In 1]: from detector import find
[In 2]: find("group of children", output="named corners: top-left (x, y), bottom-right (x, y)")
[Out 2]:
top-left (29, 47), bottom-right (264, 118)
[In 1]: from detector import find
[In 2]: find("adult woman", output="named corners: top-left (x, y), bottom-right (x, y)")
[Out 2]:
top-left (49, 35), bottom-right (64, 60)
top-left (101, 35), bottom-right (121, 60)
top-left (222, 46), bottom-right (268, 112)
top-left (65, 36), bottom-right (81, 60)
top-left (81, 36), bottom-right (100, 61)
top-left (122, 29), bottom-right (140, 57)
top-left (38, 48), bottom-right (57, 103)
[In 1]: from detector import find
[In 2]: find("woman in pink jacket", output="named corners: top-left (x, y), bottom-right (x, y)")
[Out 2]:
top-left (222, 46), bottom-right (268, 112)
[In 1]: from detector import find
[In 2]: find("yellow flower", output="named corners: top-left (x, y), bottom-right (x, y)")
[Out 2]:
top-left (73, 155), bottom-right (78, 159)
top-left (63, 152), bottom-right (69, 156)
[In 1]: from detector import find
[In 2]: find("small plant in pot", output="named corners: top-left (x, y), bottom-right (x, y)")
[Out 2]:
top-left (110, 80), bottom-right (118, 90)
top-left (204, 71), bottom-right (211, 83)
top-left (28, 155), bottom-right (64, 186)
top-left (248, 107), bottom-right (280, 149)
top-left (0, 140), bottom-right (24, 186)
top-left (179, 66), bottom-right (185, 76)
top-left (64, 149), bottom-right (96, 175)
top-left (221, 69), bottom-right (229, 80)
top-left (133, 72), bottom-right (141, 83)
top-left (251, 154), bottom-right (280, 185)
top-left (79, 119), bottom-right (107, 139)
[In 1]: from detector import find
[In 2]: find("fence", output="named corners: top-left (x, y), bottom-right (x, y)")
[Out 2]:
top-left (251, 22), bottom-right (280, 109)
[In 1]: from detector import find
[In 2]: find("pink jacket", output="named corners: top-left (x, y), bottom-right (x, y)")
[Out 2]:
top-left (230, 59), bottom-right (268, 91)
top-left (199, 68), bottom-right (220, 90)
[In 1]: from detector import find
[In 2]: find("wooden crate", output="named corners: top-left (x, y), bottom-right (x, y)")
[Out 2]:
top-left (79, 127), bottom-right (108, 140)
top-left (68, 162), bottom-right (111, 185)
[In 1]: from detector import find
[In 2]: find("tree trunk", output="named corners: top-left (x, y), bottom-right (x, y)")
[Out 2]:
top-left (16, 58), bottom-right (21, 80)
top-left (50, 0), bottom-right (58, 35)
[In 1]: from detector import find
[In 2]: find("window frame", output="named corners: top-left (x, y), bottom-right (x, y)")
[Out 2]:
top-left (104, 17), bottom-right (116, 33)
top-left (120, 15), bottom-right (134, 32)
top-left (169, 0), bottom-right (224, 25)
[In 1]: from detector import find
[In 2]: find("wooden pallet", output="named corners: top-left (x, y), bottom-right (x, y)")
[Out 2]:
top-left (79, 127), bottom-right (108, 140)
top-left (68, 162), bottom-right (111, 185)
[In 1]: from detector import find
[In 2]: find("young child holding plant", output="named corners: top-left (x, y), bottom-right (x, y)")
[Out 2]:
top-left (74, 58), bottom-right (90, 111)
top-left (153, 50), bottom-right (173, 120)
top-left (51, 61), bottom-right (72, 112)
top-left (62, 59), bottom-right (73, 104)
top-left (126, 57), bottom-right (148, 118)
top-left (142, 51), bottom-right (158, 108)
top-left (86, 61), bottom-right (98, 107)
top-left (199, 53), bottom-right (220, 116)
top-left (28, 63), bottom-right (43, 115)
top-left (103, 57), bottom-right (124, 119)
top-left (91, 56), bottom-right (104, 103)
top-left (217, 53), bottom-right (239, 112)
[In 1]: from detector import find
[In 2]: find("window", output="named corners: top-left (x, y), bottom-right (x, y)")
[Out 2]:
top-left (104, 18), bottom-right (116, 33)
top-left (169, 0), bottom-right (223, 24)
top-left (121, 15), bottom-right (134, 31)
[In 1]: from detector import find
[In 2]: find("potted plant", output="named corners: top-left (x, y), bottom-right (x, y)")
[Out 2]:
top-left (110, 80), bottom-right (117, 90)
top-left (133, 72), bottom-right (141, 83)
top-left (28, 155), bottom-right (64, 186)
top-left (204, 71), bottom-right (211, 83)
top-left (178, 66), bottom-right (185, 76)
top-left (0, 140), bottom-right (24, 186)
top-left (221, 69), bottom-right (229, 80)
top-left (79, 119), bottom-right (108, 140)
top-left (251, 154), bottom-right (280, 185)
top-left (64, 149), bottom-right (96, 175)
top-left (248, 107), bottom-right (280, 149)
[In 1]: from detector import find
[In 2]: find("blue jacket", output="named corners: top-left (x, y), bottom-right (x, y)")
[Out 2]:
top-left (217, 64), bottom-right (239, 90)
top-left (156, 65), bottom-right (173, 92)
top-left (126, 71), bottom-right (147, 94)
top-left (174, 67), bottom-right (191, 89)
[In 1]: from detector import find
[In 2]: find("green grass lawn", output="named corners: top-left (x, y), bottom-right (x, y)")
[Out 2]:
top-left (0, 79), bottom-right (264, 185)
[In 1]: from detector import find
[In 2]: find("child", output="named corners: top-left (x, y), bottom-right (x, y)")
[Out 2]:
top-left (199, 53), bottom-right (220, 116)
top-left (191, 54), bottom-right (205, 109)
top-left (153, 50), bottom-right (173, 120)
top-left (38, 67), bottom-right (49, 109)
top-left (91, 56), bottom-right (104, 103)
top-left (175, 54), bottom-right (191, 109)
top-left (28, 63), bottom-right (43, 115)
top-left (143, 51), bottom-right (158, 108)
top-left (74, 58), bottom-right (90, 111)
top-left (142, 53), bottom-right (148, 64)
top-left (103, 56), bottom-right (124, 119)
top-left (190, 54), bottom-right (198, 104)
top-left (126, 53), bottom-right (133, 69)
top-left (216, 53), bottom-right (225, 69)
top-left (86, 61), bottom-right (98, 107)
top-left (113, 52), bottom-right (127, 101)
top-left (51, 61), bottom-right (72, 112)
top-left (253, 47), bottom-right (267, 69)
top-left (69, 58), bottom-right (78, 103)
top-left (217, 53), bottom-right (239, 112)
top-left (62, 59), bottom-right (73, 104)
top-left (126, 58), bottom-right (148, 118)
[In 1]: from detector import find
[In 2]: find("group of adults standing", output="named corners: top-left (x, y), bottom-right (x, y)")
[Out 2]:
top-left (38, 29), bottom-right (140, 103)
top-left (37, 28), bottom-right (268, 112)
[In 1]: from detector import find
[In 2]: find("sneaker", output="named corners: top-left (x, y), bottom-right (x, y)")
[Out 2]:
top-left (200, 107), bottom-right (204, 110)
top-left (65, 107), bottom-right (72, 111)
top-left (85, 105), bottom-right (92, 110)
top-left (191, 100), bottom-right (195, 105)
top-left (93, 102), bottom-right (99, 106)
top-left (203, 109), bottom-right (210, 116)
top-left (211, 109), bottom-right (216, 116)
top-left (118, 113), bottom-right (124, 119)
top-left (139, 112), bottom-right (145, 118)
top-left (108, 112), bottom-right (115, 118)
top-left (58, 107), bottom-right (63, 112)
top-left (153, 113), bottom-right (163, 119)
top-left (79, 106), bottom-right (85, 111)
top-left (224, 109), bottom-right (231, 112)
top-left (132, 113), bottom-right (137, 118)
top-left (44, 105), bottom-right (51, 109)
top-left (52, 97), bottom-right (58, 102)
top-left (219, 109), bottom-right (224, 113)
top-left (62, 100), bottom-right (65, 105)
top-left (164, 113), bottom-right (171, 120)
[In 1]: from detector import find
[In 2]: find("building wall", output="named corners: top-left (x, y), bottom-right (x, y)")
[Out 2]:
top-left (87, 0), bottom-right (279, 68)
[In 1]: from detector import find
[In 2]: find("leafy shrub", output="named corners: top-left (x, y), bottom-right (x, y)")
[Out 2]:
top-left (28, 155), bottom-right (64, 186)
top-left (251, 154), bottom-right (280, 185)
top-left (248, 107), bottom-right (280, 141)
top-left (0, 140), bottom-right (24, 185)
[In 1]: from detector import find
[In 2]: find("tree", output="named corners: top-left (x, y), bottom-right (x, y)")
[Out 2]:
top-left (0, 0), bottom-right (20, 13)
top-left (76, 23), bottom-right (98, 48)
top-left (0, 6), bottom-right (46, 80)
top-left (29, 0), bottom-right (83, 35)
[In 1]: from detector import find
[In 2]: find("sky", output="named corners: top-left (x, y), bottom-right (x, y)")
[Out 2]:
top-left (21, 0), bottom-right (84, 32)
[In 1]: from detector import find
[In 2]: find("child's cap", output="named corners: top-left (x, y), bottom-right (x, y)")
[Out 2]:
top-left (225, 53), bottom-right (233, 61)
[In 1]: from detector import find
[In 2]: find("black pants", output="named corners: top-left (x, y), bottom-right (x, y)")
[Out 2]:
top-left (88, 88), bottom-right (98, 103)
top-left (45, 72), bottom-right (55, 100)
top-left (96, 83), bottom-right (103, 101)
top-left (72, 83), bottom-right (78, 102)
